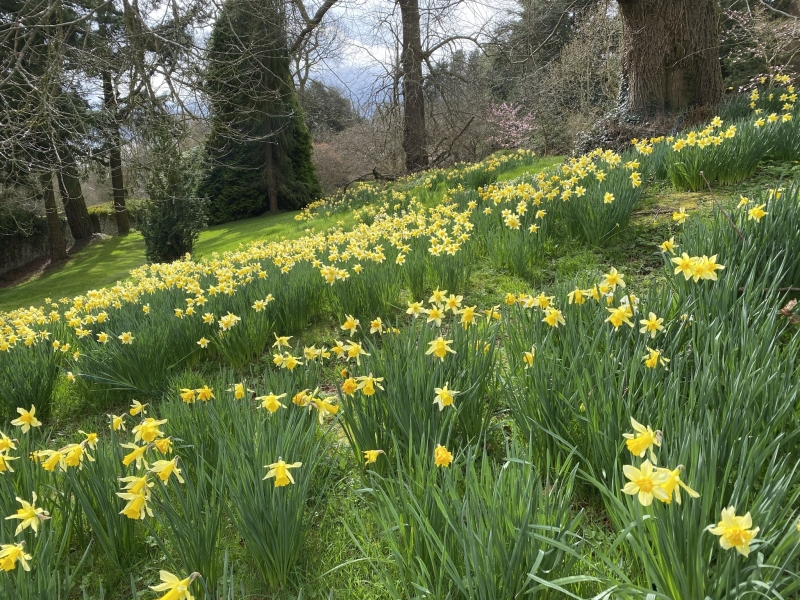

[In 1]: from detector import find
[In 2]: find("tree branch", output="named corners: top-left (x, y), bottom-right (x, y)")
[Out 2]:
top-left (289, 0), bottom-right (339, 55)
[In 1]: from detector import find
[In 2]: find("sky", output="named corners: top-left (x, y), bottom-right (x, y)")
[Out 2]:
top-left (306, 0), bottom-right (517, 108)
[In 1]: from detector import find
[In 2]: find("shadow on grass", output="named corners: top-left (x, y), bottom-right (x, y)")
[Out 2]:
top-left (0, 234), bottom-right (147, 312)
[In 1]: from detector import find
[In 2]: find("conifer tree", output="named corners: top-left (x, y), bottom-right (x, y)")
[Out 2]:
top-left (200, 0), bottom-right (320, 224)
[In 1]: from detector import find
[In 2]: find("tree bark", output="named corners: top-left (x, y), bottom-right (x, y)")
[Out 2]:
top-left (398, 0), bottom-right (428, 172)
top-left (102, 69), bottom-right (131, 234)
top-left (265, 141), bottom-right (279, 213)
top-left (617, 0), bottom-right (723, 117)
top-left (57, 165), bottom-right (94, 240)
top-left (42, 171), bottom-right (68, 261)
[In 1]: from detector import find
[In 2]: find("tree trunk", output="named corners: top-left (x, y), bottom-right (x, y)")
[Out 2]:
top-left (398, 0), bottom-right (428, 172)
top-left (617, 0), bottom-right (723, 117)
top-left (42, 171), bottom-right (68, 261)
top-left (265, 141), bottom-right (278, 213)
top-left (57, 165), bottom-right (94, 240)
top-left (102, 70), bottom-right (131, 235)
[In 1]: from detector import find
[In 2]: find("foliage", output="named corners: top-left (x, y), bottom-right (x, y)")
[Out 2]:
top-left (199, 0), bottom-right (320, 224)
top-left (141, 141), bottom-right (207, 264)
top-left (2, 87), bottom-right (800, 600)
top-left (353, 447), bottom-right (598, 600)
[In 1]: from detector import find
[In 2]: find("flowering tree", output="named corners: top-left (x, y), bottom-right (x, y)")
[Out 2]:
top-left (486, 103), bottom-right (537, 149)
top-left (722, 7), bottom-right (800, 92)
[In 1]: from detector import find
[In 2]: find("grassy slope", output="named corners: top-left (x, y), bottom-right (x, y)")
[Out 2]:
top-left (0, 210), bottom-right (356, 313)
top-left (30, 156), bottom-right (797, 599)
top-left (0, 157), bottom-right (565, 314)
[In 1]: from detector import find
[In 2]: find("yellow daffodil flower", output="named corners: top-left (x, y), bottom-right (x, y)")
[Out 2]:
top-left (263, 458), bottom-right (302, 487)
top-left (434, 445), bottom-right (453, 467)
top-left (621, 460), bottom-right (669, 506)
top-left (707, 507), bottom-right (759, 557)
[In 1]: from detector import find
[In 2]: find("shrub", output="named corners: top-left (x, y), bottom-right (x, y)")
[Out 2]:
top-left (141, 145), bottom-right (207, 264)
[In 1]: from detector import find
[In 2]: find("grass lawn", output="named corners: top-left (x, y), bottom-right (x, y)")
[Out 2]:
top-left (2, 143), bottom-right (799, 599)
top-left (0, 210), bottom-right (349, 313)
top-left (0, 156), bottom-right (563, 314)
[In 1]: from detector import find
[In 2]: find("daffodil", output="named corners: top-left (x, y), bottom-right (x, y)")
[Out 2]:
top-left (119, 474), bottom-right (153, 495)
top-left (425, 305), bottom-right (445, 326)
top-left (542, 307), bottom-right (565, 328)
top-left (657, 465), bottom-right (699, 504)
top-left (0, 542), bottom-right (32, 571)
top-left (132, 418), bottom-right (167, 443)
top-left (434, 445), bottom-right (453, 467)
top-left (179, 388), bottom-right (196, 403)
top-left (292, 389), bottom-right (311, 407)
top-left (39, 449), bottom-right (64, 472)
top-left (117, 491), bottom-right (153, 520)
top-left (621, 460), bottom-right (670, 506)
top-left (639, 312), bottom-right (665, 338)
top-left (341, 315), bottom-right (360, 337)
top-left (341, 377), bottom-right (358, 395)
top-left (433, 383), bottom-right (459, 411)
top-left (426, 336), bottom-right (456, 361)
top-left (129, 400), bottom-right (148, 416)
top-left (747, 204), bottom-right (768, 221)
top-left (406, 301), bottom-right (424, 317)
top-left (522, 346), bottom-right (535, 369)
top-left (606, 306), bottom-right (634, 330)
top-left (121, 442), bottom-right (150, 469)
top-left (707, 507), bottom-right (759, 557)
top-left (643, 347), bottom-right (669, 369)
top-left (623, 417), bottom-right (662, 463)
top-left (660, 237), bottom-right (678, 254)
top-left (671, 253), bottom-right (697, 280)
top-left (5, 493), bottom-right (50, 535)
top-left (150, 570), bottom-right (198, 600)
top-left (429, 288), bottom-right (447, 304)
top-left (0, 432), bottom-right (17, 453)
top-left (196, 385), bottom-right (214, 401)
top-left (263, 458), bottom-right (302, 487)
top-left (228, 382), bottom-right (253, 400)
top-left (11, 406), bottom-right (42, 433)
top-left (257, 393), bottom-right (287, 413)
top-left (672, 208), bottom-right (688, 224)
top-left (0, 453), bottom-right (17, 473)
top-left (356, 374), bottom-right (384, 396)
top-left (363, 449), bottom-right (385, 464)
top-left (273, 334), bottom-right (292, 348)
top-left (62, 443), bottom-right (93, 469)
top-left (150, 458), bottom-right (184, 484)
top-left (154, 437), bottom-right (173, 454)
top-left (458, 306), bottom-right (477, 329)
top-left (310, 397), bottom-right (339, 423)
top-left (567, 287), bottom-right (586, 305)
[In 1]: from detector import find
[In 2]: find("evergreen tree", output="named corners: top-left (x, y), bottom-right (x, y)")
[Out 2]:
top-left (199, 0), bottom-right (320, 224)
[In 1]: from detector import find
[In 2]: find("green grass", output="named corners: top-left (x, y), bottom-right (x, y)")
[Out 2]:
top-left (4, 148), bottom-right (799, 599)
top-left (0, 234), bottom-right (147, 313)
top-left (0, 156), bottom-right (563, 315)
top-left (495, 155), bottom-right (563, 182)
top-left (0, 210), bottom-right (361, 313)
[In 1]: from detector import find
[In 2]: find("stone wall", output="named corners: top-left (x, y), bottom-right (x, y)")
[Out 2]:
top-left (89, 212), bottom-right (140, 236)
top-left (1, 219), bottom-right (76, 277)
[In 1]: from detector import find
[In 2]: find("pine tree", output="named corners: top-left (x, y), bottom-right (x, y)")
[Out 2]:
top-left (200, 0), bottom-right (320, 224)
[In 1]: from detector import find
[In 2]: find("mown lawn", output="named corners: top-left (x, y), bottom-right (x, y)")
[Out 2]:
top-left (0, 209), bottom-right (353, 312)
top-left (0, 157), bottom-right (564, 314)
